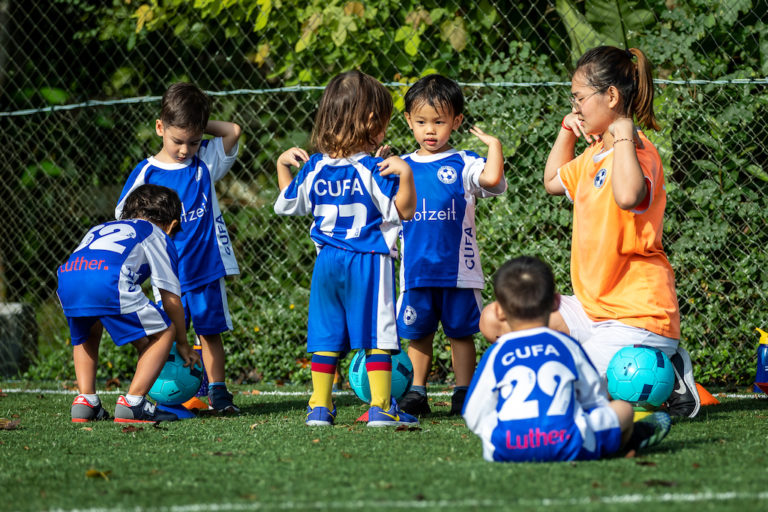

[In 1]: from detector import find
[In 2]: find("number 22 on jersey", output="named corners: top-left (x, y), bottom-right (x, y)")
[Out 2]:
top-left (497, 361), bottom-right (576, 421)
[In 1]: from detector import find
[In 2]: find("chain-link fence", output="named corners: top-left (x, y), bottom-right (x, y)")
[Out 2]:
top-left (1, 0), bottom-right (767, 385)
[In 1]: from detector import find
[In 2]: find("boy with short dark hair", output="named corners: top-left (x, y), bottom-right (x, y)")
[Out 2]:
top-left (58, 184), bottom-right (199, 423)
top-left (396, 74), bottom-right (506, 416)
top-left (115, 82), bottom-right (242, 413)
top-left (463, 256), bottom-right (671, 462)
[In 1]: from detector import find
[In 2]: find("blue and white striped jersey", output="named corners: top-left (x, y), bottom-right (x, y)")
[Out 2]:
top-left (57, 219), bottom-right (180, 316)
top-left (463, 327), bottom-right (614, 462)
top-left (274, 153), bottom-right (402, 256)
top-left (115, 138), bottom-right (239, 293)
top-left (400, 149), bottom-right (506, 290)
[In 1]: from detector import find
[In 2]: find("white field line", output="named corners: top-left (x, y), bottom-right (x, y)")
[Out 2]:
top-left (46, 491), bottom-right (768, 512)
top-left (2, 388), bottom-right (767, 399)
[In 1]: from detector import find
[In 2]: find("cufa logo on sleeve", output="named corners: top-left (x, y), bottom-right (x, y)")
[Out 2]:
top-left (593, 168), bottom-right (607, 188)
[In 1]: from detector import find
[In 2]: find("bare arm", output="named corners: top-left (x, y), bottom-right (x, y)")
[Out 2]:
top-left (544, 114), bottom-right (582, 196)
top-left (276, 147), bottom-right (310, 191)
top-left (609, 118), bottom-right (647, 210)
top-left (158, 288), bottom-right (199, 367)
top-left (378, 156), bottom-right (416, 220)
top-left (470, 126), bottom-right (504, 188)
top-left (206, 120), bottom-right (242, 155)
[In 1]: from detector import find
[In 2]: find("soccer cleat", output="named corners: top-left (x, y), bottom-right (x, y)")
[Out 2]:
top-left (666, 347), bottom-right (701, 418)
top-left (398, 390), bottom-right (431, 416)
top-left (449, 388), bottom-right (468, 416)
top-left (114, 395), bottom-right (179, 423)
top-left (71, 395), bottom-right (110, 423)
top-left (208, 386), bottom-right (240, 414)
top-left (367, 399), bottom-right (420, 427)
top-left (628, 411), bottom-right (672, 452)
top-left (305, 405), bottom-right (336, 426)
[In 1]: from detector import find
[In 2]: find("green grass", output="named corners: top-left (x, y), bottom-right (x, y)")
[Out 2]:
top-left (0, 384), bottom-right (766, 512)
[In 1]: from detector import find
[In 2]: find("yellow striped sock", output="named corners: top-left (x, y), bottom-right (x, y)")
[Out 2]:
top-left (365, 349), bottom-right (392, 410)
top-left (308, 351), bottom-right (339, 410)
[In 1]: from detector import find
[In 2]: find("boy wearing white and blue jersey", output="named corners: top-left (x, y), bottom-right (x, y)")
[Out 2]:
top-left (463, 256), bottom-right (671, 462)
top-left (58, 184), bottom-right (200, 423)
top-left (396, 74), bottom-right (506, 416)
top-left (115, 83), bottom-right (242, 413)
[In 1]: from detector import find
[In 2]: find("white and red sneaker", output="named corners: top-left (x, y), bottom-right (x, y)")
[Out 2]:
top-left (70, 394), bottom-right (110, 423)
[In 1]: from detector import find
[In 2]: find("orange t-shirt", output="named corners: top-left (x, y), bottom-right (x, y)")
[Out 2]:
top-left (557, 133), bottom-right (680, 339)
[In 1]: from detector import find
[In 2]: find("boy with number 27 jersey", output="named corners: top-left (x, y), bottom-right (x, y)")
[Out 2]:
top-left (276, 152), bottom-right (401, 257)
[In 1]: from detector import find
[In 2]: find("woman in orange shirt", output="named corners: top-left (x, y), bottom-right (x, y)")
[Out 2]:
top-left (484, 46), bottom-right (699, 418)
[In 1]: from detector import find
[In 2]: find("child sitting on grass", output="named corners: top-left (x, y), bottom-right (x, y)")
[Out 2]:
top-left (463, 256), bottom-right (670, 462)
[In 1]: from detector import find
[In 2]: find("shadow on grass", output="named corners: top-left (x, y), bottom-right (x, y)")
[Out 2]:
top-left (690, 397), bottom-right (768, 418)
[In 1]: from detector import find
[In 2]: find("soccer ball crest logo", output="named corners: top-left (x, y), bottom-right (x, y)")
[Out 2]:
top-left (594, 168), bottom-right (607, 188)
top-left (348, 350), bottom-right (414, 403)
top-left (437, 165), bottom-right (457, 184)
top-left (403, 305), bottom-right (417, 325)
top-left (606, 346), bottom-right (675, 408)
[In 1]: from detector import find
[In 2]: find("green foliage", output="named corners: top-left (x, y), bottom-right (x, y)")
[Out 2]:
top-left (9, 1), bottom-right (768, 386)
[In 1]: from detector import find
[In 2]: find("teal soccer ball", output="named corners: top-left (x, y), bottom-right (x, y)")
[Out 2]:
top-left (148, 343), bottom-right (203, 405)
top-left (606, 346), bottom-right (675, 408)
top-left (348, 349), bottom-right (413, 403)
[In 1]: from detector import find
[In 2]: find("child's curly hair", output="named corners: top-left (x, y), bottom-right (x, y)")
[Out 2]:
top-left (311, 71), bottom-right (393, 157)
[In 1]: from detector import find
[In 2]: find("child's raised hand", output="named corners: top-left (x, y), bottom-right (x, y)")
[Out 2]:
top-left (375, 144), bottom-right (392, 159)
top-left (469, 125), bottom-right (500, 147)
top-left (277, 147), bottom-right (310, 169)
top-left (377, 156), bottom-right (411, 177)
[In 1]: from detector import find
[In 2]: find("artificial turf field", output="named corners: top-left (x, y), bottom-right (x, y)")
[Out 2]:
top-left (0, 384), bottom-right (766, 512)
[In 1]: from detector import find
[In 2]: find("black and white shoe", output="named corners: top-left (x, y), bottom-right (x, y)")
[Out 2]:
top-left (114, 396), bottom-right (178, 423)
top-left (666, 347), bottom-right (701, 418)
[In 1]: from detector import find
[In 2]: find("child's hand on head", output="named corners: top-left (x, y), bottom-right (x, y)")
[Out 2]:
top-left (277, 147), bottom-right (310, 169)
top-left (377, 156), bottom-right (411, 177)
top-left (469, 126), bottom-right (500, 147)
top-left (375, 144), bottom-right (392, 159)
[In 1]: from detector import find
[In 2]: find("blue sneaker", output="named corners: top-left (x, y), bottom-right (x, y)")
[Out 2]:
top-left (208, 386), bottom-right (240, 414)
top-left (305, 405), bottom-right (336, 426)
top-left (367, 399), bottom-right (419, 427)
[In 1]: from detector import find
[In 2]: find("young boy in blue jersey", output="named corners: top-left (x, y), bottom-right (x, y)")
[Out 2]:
top-left (115, 82), bottom-right (242, 413)
top-left (463, 256), bottom-right (671, 462)
top-left (396, 74), bottom-right (506, 416)
top-left (58, 184), bottom-right (200, 423)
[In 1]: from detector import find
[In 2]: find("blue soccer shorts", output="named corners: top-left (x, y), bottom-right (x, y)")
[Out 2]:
top-left (396, 287), bottom-right (482, 340)
top-left (307, 246), bottom-right (399, 353)
top-left (67, 301), bottom-right (171, 347)
top-left (182, 277), bottom-right (233, 336)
